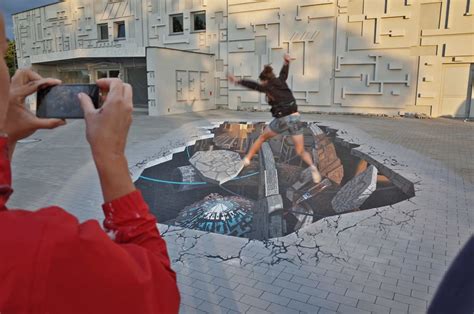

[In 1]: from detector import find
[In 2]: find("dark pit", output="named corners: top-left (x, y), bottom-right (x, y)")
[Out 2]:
top-left (136, 122), bottom-right (414, 240)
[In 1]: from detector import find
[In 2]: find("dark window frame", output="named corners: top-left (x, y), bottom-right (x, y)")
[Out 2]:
top-left (170, 14), bottom-right (184, 34)
top-left (114, 21), bottom-right (126, 39)
top-left (98, 23), bottom-right (109, 41)
top-left (191, 11), bottom-right (206, 32)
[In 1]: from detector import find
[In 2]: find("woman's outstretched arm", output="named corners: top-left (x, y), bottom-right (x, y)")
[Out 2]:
top-left (228, 74), bottom-right (267, 93)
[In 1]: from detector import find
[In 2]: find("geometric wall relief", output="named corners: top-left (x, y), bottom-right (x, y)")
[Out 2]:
top-left (14, 0), bottom-right (474, 116)
top-left (334, 54), bottom-right (413, 108)
top-left (283, 31), bottom-right (322, 105)
top-left (176, 70), bottom-right (211, 102)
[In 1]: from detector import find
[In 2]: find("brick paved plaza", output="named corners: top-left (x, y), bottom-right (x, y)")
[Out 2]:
top-left (9, 110), bottom-right (474, 314)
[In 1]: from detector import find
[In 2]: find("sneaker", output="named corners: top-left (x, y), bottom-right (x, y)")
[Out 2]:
top-left (310, 166), bottom-right (322, 183)
top-left (242, 157), bottom-right (251, 167)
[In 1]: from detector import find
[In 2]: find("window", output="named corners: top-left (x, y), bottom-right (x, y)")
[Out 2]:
top-left (97, 69), bottom-right (120, 80)
top-left (170, 14), bottom-right (184, 34)
top-left (192, 11), bottom-right (206, 32)
top-left (59, 70), bottom-right (90, 84)
top-left (98, 24), bottom-right (109, 40)
top-left (114, 21), bottom-right (126, 39)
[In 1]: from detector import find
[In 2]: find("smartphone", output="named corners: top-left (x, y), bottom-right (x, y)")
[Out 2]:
top-left (36, 84), bottom-right (100, 119)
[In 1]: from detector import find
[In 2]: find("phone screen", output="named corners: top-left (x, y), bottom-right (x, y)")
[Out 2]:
top-left (37, 84), bottom-right (100, 119)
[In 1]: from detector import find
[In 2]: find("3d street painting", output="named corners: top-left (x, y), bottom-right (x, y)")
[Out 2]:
top-left (135, 122), bottom-right (415, 240)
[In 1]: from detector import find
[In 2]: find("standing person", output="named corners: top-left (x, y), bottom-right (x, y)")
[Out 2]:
top-left (0, 13), bottom-right (180, 314)
top-left (228, 54), bottom-right (322, 183)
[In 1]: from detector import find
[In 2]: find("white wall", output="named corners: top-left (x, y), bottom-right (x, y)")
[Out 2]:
top-left (147, 47), bottom-right (215, 115)
top-left (13, 0), bottom-right (474, 117)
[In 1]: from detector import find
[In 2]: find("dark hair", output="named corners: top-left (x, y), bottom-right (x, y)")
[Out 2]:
top-left (259, 65), bottom-right (275, 81)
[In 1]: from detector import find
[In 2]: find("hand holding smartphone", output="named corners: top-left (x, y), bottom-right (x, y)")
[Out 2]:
top-left (37, 84), bottom-right (100, 119)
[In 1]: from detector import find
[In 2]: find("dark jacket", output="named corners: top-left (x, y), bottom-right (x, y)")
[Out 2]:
top-left (239, 63), bottom-right (297, 117)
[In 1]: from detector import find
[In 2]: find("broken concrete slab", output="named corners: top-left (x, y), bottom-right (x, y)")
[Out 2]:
top-left (189, 150), bottom-right (243, 185)
top-left (261, 142), bottom-right (279, 196)
top-left (331, 165), bottom-right (378, 213)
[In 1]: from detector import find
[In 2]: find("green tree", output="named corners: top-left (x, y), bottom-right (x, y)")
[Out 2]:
top-left (5, 40), bottom-right (17, 77)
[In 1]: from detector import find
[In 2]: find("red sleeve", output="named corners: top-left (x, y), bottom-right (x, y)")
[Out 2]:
top-left (97, 190), bottom-right (180, 312)
top-left (0, 137), bottom-right (13, 212)
top-left (102, 190), bottom-right (172, 264)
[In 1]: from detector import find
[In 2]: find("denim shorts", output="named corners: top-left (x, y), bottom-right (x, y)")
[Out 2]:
top-left (268, 114), bottom-right (304, 136)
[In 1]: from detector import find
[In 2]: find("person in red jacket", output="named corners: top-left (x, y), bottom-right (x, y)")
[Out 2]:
top-left (0, 14), bottom-right (180, 314)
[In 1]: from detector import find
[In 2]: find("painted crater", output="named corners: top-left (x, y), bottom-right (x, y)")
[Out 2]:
top-left (135, 122), bottom-right (415, 240)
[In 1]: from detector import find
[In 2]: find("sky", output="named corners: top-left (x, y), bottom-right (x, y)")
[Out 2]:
top-left (0, 0), bottom-right (57, 39)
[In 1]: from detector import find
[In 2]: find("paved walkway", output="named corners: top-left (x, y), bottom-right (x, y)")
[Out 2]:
top-left (8, 110), bottom-right (474, 314)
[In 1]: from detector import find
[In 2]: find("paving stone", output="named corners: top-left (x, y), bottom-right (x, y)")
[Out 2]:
top-left (345, 289), bottom-right (376, 303)
top-left (215, 287), bottom-right (244, 301)
top-left (290, 274), bottom-right (318, 288)
top-left (239, 295), bottom-right (270, 310)
top-left (267, 303), bottom-right (300, 314)
top-left (394, 293), bottom-right (427, 307)
top-left (194, 290), bottom-right (225, 305)
top-left (318, 309), bottom-right (338, 314)
top-left (260, 291), bottom-right (291, 306)
top-left (180, 304), bottom-right (206, 314)
top-left (327, 292), bottom-right (358, 307)
top-left (299, 286), bottom-right (329, 299)
top-left (181, 294), bottom-right (205, 308)
top-left (192, 279), bottom-right (219, 292)
top-left (396, 279), bottom-right (429, 293)
top-left (179, 283), bottom-right (198, 296)
top-left (375, 296), bottom-right (409, 311)
top-left (197, 302), bottom-right (229, 314)
top-left (234, 283), bottom-right (263, 298)
top-left (254, 282), bottom-right (282, 295)
top-left (219, 297), bottom-right (251, 313)
top-left (211, 278), bottom-right (240, 290)
top-left (334, 279), bottom-right (364, 292)
top-left (277, 272), bottom-right (293, 281)
top-left (274, 278), bottom-right (301, 292)
top-left (317, 282), bottom-right (348, 296)
top-left (356, 300), bottom-right (391, 313)
top-left (410, 289), bottom-right (432, 302)
top-left (337, 304), bottom-right (370, 314)
top-left (230, 274), bottom-right (257, 287)
top-left (287, 300), bottom-right (321, 313)
top-left (246, 306), bottom-right (271, 314)
top-left (307, 296), bottom-right (340, 311)
top-left (280, 288), bottom-right (310, 303)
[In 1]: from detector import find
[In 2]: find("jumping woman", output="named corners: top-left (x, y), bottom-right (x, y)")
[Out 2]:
top-left (228, 54), bottom-right (322, 183)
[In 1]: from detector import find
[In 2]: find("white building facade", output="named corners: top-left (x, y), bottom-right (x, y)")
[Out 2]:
top-left (13, 0), bottom-right (474, 117)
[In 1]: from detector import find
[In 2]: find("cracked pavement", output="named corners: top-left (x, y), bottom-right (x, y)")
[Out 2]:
top-left (9, 111), bottom-right (474, 313)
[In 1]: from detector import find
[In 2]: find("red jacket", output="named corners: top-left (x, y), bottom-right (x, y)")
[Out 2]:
top-left (0, 138), bottom-right (180, 313)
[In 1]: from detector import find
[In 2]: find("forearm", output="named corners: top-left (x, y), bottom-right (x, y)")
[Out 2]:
top-left (279, 63), bottom-right (289, 80)
top-left (94, 153), bottom-right (135, 203)
top-left (238, 79), bottom-right (266, 93)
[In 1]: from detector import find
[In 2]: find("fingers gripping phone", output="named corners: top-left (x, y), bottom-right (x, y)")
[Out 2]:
top-left (37, 84), bottom-right (100, 119)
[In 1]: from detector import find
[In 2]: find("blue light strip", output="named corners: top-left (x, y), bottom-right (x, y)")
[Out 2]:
top-left (139, 171), bottom-right (259, 186)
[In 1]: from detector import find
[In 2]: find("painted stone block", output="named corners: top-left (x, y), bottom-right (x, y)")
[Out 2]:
top-left (331, 165), bottom-right (378, 213)
top-left (189, 150), bottom-right (243, 185)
